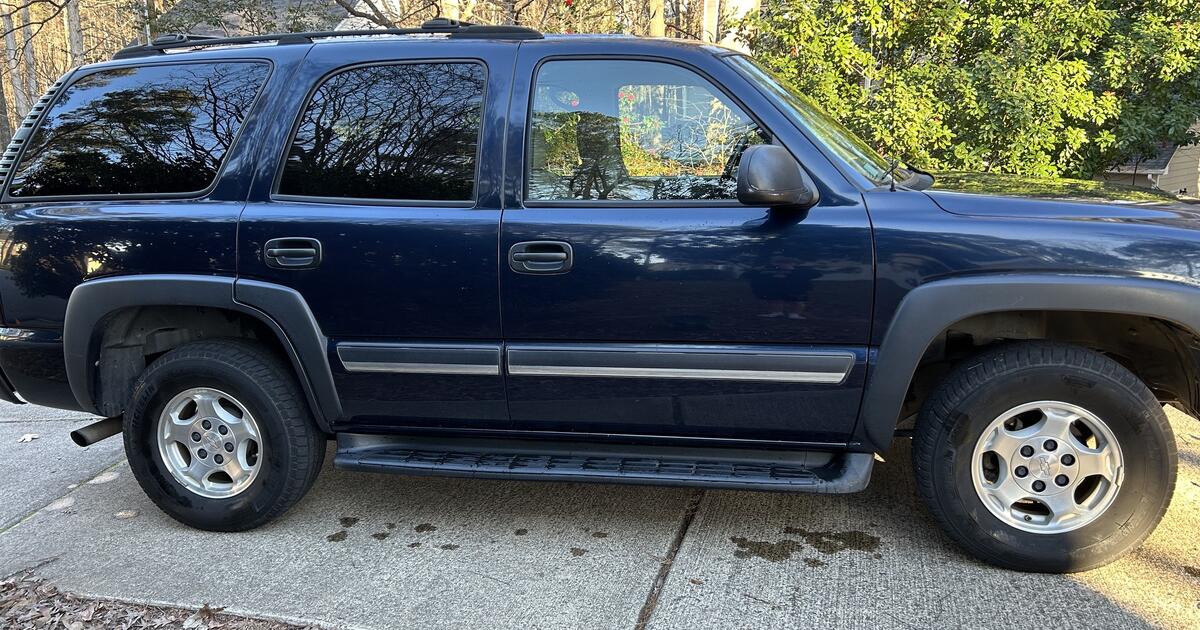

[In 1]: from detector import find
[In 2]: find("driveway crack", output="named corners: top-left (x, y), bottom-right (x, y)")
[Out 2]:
top-left (633, 489), bottom-right (703, 630)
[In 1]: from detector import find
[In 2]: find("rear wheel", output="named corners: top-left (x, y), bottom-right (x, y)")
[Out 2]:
top-left (914, 341), bottom-right (1176, 572)
top-left (124, 339), bottom-right (326, 531)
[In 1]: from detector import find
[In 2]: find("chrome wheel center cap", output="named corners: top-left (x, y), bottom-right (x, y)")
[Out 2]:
top-left (1031, 454), bottom-right (1057, 479)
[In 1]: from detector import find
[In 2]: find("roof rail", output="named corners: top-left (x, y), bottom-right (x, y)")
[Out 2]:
top-left (112, 18), bottom-right (542, 60)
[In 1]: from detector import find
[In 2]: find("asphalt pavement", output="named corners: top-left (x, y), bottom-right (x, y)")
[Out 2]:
top-left (1, 400), bottom-right (1197, 629)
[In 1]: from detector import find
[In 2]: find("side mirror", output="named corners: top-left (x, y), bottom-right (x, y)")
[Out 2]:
top-left (736, 144), bottom-right (819, 209)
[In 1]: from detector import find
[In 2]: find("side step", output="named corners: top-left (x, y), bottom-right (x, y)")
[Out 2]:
top-left (334, 434), bottom-right (874, 493)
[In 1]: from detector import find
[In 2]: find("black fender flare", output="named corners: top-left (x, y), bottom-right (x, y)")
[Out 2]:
top-left (63, 274), bottom-right (341, 432)
top-left (859, 273), bottom-right (1200, 451)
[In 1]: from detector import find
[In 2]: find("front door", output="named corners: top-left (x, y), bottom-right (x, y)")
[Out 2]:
top-left (500, 49), bottom-right (875, 443)
top-left (239, 41), bottom-right (516, 432)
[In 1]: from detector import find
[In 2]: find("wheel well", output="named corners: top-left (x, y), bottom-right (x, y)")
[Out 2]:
top-left (93, 305), bottom-right (291, 418)
top-left (898, 311), bottom-right (1200, 429)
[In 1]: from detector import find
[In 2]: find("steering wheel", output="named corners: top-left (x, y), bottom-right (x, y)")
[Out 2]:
top-left (719, 130), bottom-right (761, 183)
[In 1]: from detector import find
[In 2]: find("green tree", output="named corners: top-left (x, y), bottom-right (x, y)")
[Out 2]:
top-left (742, 0), bottom-right (1200, 179)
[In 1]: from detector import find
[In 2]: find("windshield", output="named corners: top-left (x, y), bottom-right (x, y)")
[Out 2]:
top-left (727, 55), bottom-right (900, 186)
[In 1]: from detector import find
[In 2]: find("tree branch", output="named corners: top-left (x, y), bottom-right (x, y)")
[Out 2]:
top-left (331, 0), bottom-right (397, 29)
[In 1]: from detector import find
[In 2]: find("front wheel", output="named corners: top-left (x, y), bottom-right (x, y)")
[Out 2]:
top-left (914, 341), bottom-right (1176, 572)
top-left (124, 339), bottom-right (326, 531)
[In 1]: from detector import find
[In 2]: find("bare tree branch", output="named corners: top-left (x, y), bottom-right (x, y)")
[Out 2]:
top-left (331, 0), bottom-right (397, 28)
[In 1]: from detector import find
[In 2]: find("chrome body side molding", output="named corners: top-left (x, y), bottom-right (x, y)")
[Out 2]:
top-left (506, 343), bottom-right (855, 384)
top-left (337, 343), bottom-right (501, 375)
top-left (337, 342), bottom-right (856, 383)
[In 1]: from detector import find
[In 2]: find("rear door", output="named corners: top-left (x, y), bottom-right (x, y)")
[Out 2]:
top-left (239, 40), bottom-right (516, 432)
top-left (499, 44), bottom-right (875, 443)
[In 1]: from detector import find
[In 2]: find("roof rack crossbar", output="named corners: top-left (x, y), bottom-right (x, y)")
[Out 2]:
top-left (112, 19), bottom-right (542, 60)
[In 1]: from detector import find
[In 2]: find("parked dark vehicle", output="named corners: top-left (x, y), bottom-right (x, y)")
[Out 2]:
top-left (0, 20), bottom-right (1189, 573)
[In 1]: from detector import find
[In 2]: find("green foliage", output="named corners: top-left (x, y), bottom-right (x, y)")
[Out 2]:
top-left (742, 0), bottom-right (1200, 179)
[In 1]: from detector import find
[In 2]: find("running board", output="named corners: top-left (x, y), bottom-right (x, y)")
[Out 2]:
top-left (334, 434), bottom-right (873, 493)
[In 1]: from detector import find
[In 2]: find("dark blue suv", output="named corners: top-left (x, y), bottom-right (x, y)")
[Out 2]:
top-left (0, 20), bottom-right (1189, 572)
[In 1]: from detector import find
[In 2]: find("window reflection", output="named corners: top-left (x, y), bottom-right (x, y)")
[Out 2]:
top-left (528, 60), bottom-right (767, 201)
top-left (278, 62), bottom-right (485, 202)
top-left (8, 62), bottom-right (269, 198)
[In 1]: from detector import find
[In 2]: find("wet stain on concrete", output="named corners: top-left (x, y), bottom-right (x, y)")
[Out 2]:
top-left (326, 531), bottom-right (347, 542)
top-left (782, 528), bottom-right (881, 555)
top-left (570, 548), bottom-right (587, 557)
top-left (804, 558), bottom-right (826, 568)
top-left (440, 544), bottom-right (460, 551)
top-left (408, 542), bottom-right (421, 548)
top-left (339, 517), bottom-right (359, 528)
top-left (688, 578), bottom-right (704, 586)
top-left (730, 537), bottom-right (804, 562)
top-left (514, 528), bottom-right (528, 536)
top-left (386, 522), bottom-right (396, 529)
top-left (1185, 566), bottom-right (1200, 578)
top-left (591, 531), bottom-right (609, 538)
top-left (730, 529), bottom-right (881, 562)
top-left (415, 523), bottom-right (437, 533)
top-left (372, 532), bottom-right (390, 541)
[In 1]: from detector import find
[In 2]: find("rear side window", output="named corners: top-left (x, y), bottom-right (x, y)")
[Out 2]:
top-left (277, 62), bottom-right (485, 202)
top-left (7, 62), bottom-right (269, 198)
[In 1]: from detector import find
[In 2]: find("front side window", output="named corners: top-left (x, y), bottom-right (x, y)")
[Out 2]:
top-left (8, 62), bottom-right (269, 198)
top-left (278, 62), bottom-right (485, 202)
top-left (527, 59), bottom-right (768, 202)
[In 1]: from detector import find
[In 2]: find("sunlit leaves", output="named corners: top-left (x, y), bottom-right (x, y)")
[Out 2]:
top-left (741, 0), bottom-right (1200, 178)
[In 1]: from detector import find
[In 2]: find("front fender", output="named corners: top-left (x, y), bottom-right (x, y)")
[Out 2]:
top-left (859, 273), bottom-right (1200, 451)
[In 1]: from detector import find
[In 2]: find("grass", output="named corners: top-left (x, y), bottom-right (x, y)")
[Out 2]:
top-left (932, 171), bottom-right (1182, 203)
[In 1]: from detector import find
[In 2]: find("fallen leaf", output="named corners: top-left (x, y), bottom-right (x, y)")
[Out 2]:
top-left (17, 433), bottom-right (38, 443)
top-left (44, 497), bottom-right (75, 511)
top-left (182, 611), bottom-right (207, 629)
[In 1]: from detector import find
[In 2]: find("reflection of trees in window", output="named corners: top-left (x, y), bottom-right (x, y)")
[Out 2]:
top-left (9, 63), bottom-right (269, 198)
top-left (279, 63), bottom-right (484, 201)
top-left (528, 61), bottom-right (766, 202)
top-left (617, 84), bottom-right (760, 178)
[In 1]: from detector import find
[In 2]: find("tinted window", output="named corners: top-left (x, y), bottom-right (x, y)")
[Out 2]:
top-left (278, 62), bottom-right (484, 202)
top-left (527, 60), bottom-right (768, 202)
top-left (8, 62), bottom-right (269, 198)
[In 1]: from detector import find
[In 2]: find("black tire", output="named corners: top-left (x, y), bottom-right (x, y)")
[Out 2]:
top-left (123, 339), bottom-right (327, 531)
top-left (914, 341), bottom-right (1176, 572)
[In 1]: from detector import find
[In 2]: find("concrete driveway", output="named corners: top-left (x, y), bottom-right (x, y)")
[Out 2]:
top-left (1, 401), bottom-right (1198, 629)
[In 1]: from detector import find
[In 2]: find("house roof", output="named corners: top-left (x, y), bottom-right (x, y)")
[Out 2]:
top-left (1106, 142), bottom-right (1177, 176)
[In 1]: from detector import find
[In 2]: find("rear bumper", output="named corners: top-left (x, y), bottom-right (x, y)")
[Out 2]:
top-left (0, 327), bottom-right (81, 411)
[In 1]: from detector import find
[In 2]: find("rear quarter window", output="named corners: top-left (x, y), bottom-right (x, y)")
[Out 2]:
top-left (6, 61), bottom-right (270, 199)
